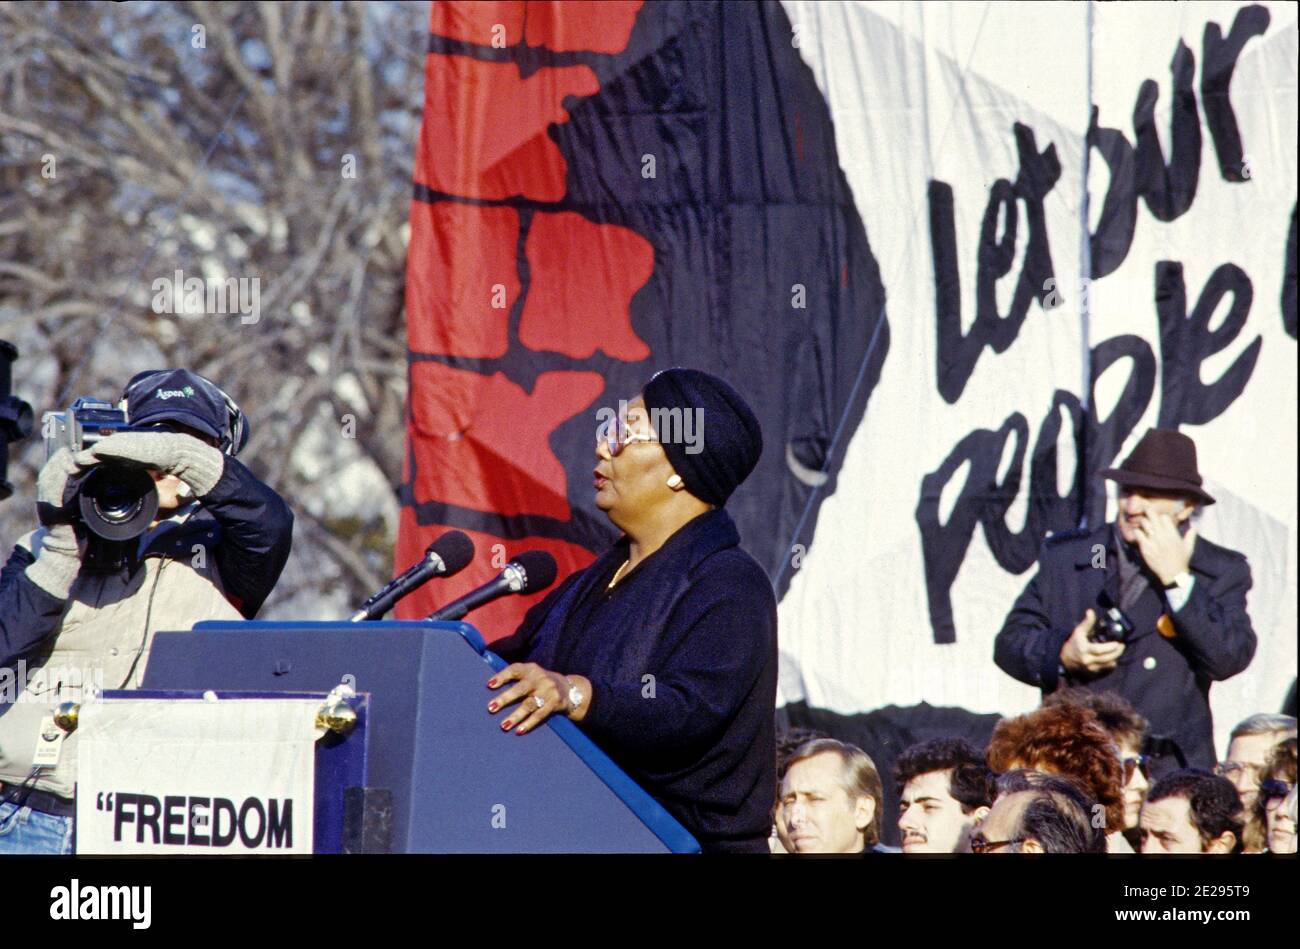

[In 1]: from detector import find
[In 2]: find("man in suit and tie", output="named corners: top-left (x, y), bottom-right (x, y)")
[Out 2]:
top-left (994, 429), bottom-right (1256, 773)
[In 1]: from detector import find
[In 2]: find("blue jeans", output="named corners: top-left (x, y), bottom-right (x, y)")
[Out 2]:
top-left (0, 802), bottom-right (74, 855)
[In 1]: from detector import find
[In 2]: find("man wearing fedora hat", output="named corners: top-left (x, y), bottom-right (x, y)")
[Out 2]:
top-left (994, 428), bottom-right (1256, 773)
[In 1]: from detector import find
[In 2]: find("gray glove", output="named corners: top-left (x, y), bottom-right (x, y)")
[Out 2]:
top-left (36, 447), bottom-right (85, 526)
top-left (78, 431), bottom-right (226, 497)
top-left (25, 522), bottom-right (83, 599)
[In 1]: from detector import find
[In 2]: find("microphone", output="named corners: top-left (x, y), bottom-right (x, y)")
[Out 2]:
top-left (425, 550), bottom-right (558, 622)
top-left (350, 530), bottom-right (475, 621)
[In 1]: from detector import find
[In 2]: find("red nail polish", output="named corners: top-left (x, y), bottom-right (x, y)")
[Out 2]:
top-left (516, 727), bottom-right (526, 735)
top-left (487, 680), bottom-right (498, 688)
top-left (488, 702), bottom-right (498, 712)
top-left (502, 720), bottom-right (512, 730)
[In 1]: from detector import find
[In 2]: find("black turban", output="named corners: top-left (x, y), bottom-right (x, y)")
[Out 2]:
top-left (641, 368), bottom-right (762, 507)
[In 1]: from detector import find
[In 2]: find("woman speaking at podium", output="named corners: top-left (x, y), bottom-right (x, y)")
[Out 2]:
top-left (487, 368), bottom-right (777, 853)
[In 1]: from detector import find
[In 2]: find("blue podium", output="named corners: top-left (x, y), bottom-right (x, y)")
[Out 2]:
top-left (140, 621), bottom-right (699, 853)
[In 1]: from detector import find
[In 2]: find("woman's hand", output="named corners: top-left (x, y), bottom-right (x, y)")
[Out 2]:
top-left (487, 663), bottom-right (586, 735)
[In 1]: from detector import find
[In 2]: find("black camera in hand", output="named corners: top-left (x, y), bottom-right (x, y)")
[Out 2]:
top-left (42, 397), bottom-right (159, 541)
top-left (1089, 590), bottom-right (1134, 644)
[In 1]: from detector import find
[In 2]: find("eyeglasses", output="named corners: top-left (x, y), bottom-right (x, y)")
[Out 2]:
top-left (969, 832), bottom-right (1025, 854)
top-left (598, 413), bottom-right (658, 456)
top-left (1123, 754), bottom-right (1151, 784)
top-left (1214, 761), bottom-right (1264, 784)
top-left (1259, 779), bottom-right (1294, 803)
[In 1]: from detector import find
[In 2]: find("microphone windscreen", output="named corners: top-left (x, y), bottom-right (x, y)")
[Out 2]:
top-left (512, 550), bottom-right (558, 593)
top-left (430, 530), bottom-right (475, 576)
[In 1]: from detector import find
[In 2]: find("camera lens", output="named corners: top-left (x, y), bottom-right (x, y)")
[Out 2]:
top-left (76, 464), bottom-right (159, 541)
top-left (94, 483), bottom-right (142, 522)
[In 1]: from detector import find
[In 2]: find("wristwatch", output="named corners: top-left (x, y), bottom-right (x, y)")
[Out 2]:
top-left (566, 678), bottom-right (585, 714)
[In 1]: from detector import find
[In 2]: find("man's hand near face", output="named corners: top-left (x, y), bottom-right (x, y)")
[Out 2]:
top-left (1131, 509), bottom-right (1197, 586)
top-left (1059, 608), bottom-right (1125, 675)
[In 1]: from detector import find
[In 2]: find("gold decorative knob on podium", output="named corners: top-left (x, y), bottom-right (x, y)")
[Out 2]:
top-left (54, 702), bottom-right (80, 733)
top-left (316, 699), bottom-right (357, 736)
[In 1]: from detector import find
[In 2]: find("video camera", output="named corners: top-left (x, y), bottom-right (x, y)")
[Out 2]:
top-left (43, 397), bottom-right (159, 541)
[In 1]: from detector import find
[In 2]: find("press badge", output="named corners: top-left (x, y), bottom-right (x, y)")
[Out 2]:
top-left (32, 716), bottom-right (66, 767)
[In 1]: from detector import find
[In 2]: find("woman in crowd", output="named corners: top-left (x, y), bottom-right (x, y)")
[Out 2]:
top-left (1044, 688), bottom-right (1150, 849)
top-left (986, 702), bottom-right (1129, 852)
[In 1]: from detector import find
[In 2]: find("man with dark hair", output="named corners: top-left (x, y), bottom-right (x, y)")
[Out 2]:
top-left (972, 769), bottom-right (1107, 854)
top-left (1140, 769), bottom-right (1243, 854)
top-left (895, 737), bottom-right (993, 853)
top-left (995, 428), bottom-right (1256, 771)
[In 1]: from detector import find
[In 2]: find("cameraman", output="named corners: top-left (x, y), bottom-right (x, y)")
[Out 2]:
top-left (0, 369), bottom-right (293, 854)
top-left (993, 429), bottom-right (1255, 775)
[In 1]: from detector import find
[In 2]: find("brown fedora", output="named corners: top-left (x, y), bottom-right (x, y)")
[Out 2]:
top-left (1100, 428), bottom-right (1215, 505)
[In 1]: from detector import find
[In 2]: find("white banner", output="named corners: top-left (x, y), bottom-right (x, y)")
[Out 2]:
top-left (75, 697), bottom-right (321, 855)
top-left (777, 0), bottom-right (1297, 757)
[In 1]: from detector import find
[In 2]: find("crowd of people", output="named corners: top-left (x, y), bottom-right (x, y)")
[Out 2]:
top-left (2, 364), bottom-right (1294, 857)
top-left (772, 426), bottom-right (1293, 857)
top-left (771, 701), bottom-right (1297, 855)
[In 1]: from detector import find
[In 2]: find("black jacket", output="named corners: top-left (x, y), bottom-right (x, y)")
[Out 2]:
top-left (993, 524), bottom-right (1256, 769)
top-left (0, 455), bottom-right (293, 668)
top-left (494, 508), bottom-right (778, 852)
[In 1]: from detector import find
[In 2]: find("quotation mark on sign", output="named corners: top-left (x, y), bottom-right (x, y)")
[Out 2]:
top-left (96, 792), bottom-right (115, 811)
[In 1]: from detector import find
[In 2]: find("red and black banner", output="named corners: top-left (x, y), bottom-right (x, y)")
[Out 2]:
top-left (397, 0), bottom-right (889, 638)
